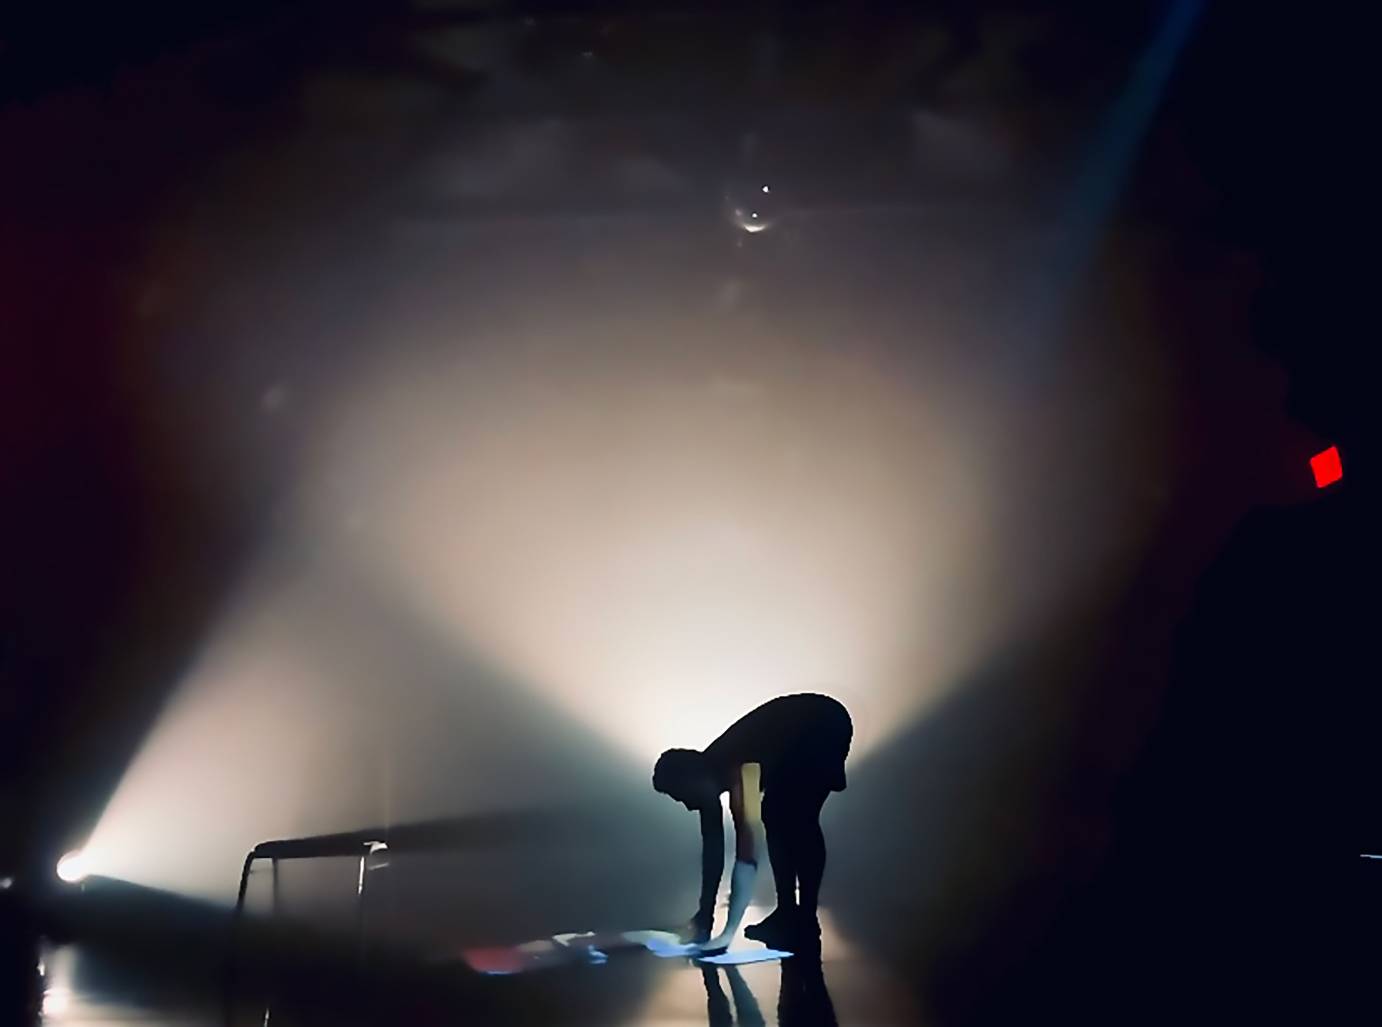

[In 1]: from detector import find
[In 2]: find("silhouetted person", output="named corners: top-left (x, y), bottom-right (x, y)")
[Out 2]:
top-left (654, 693), bottom-right (852, 951)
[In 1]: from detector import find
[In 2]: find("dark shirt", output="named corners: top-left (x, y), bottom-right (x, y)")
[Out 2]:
top-left (703, 693), bottom-right (852, 794)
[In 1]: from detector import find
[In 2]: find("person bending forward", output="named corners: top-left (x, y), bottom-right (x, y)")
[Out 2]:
top-left (653, 693), bottom-right (853, 952)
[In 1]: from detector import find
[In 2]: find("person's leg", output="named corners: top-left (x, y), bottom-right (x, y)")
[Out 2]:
top-left (748, 788), bottom-right (811, 941)
top-left (794, 788), bottom-right (830, 924)
top-left (754, 789), bottom-right (798, 925)
top-left (751, 786), bottom-right (825, 943)
top-left (765, 819), bottom-right (799, 912)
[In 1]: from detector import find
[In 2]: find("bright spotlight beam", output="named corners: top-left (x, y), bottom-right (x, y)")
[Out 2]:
top-left (56, 849), bottom-right (90, 884)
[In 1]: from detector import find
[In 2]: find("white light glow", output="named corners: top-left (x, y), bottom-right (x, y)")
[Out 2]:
top-left (302, 325), bottom-right (1018, 766)
top-left (729, 206), bottom-right (773, 233)
top-left (81, 248), bottom-right (1166, 903)
top-left (81, 577), bottom-right (425, 898)
top-left (55, 851), bottom-right (88, 884)
top-left (42, 986), bottom-right (71, 1017)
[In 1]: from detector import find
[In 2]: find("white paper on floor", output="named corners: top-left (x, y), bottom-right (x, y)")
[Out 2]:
top-left (624, 930), bottom-right (700, 957)
top-left (461, 929), bottom-right (792, 974)
top-left (622, 931), bottom-right (794, 964)
top-left (697, 948), bottom-right (793, 965)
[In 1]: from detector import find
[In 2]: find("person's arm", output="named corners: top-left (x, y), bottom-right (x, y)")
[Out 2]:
top-left (703, 763), bottom-right (760, 952)
top-left (690, 803), bottom-right (725, 941)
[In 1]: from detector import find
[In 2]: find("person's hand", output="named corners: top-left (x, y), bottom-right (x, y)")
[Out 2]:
top-left (695, 931), bottom-right (733, 957)
top-left (677, 913), bottom-right (712, 945)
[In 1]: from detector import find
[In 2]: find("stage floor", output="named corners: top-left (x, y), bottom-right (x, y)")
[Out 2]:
top-left (39, 904), bottom-right (921, 1026)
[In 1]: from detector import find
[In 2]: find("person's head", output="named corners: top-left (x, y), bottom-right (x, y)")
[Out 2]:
top-left (653, 748), bottom-right (719, 811)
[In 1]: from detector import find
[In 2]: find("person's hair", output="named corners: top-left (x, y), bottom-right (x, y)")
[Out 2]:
top-left (653, 748), bottom-right (706, 796)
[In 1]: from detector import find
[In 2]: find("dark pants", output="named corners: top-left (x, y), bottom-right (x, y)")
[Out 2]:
top-left (760, 703), bottom-right (851, 918)
top-left (762, 784), bottom-right (832, 916)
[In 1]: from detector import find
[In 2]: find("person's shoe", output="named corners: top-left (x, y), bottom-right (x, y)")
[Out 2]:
top-left (744, 908), bottom-right (799, 948)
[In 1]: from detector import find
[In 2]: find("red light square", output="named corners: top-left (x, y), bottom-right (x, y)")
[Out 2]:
top-left (1310, 446), bottom-right (1343, 489)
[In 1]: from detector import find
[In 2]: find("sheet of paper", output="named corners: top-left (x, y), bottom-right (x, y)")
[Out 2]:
top-left (697, 948), bottom-right (794, 965)
top-left (459, 929), bottom-right (789, 973)
top-left (624, 930), bottom-right (701, 957)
